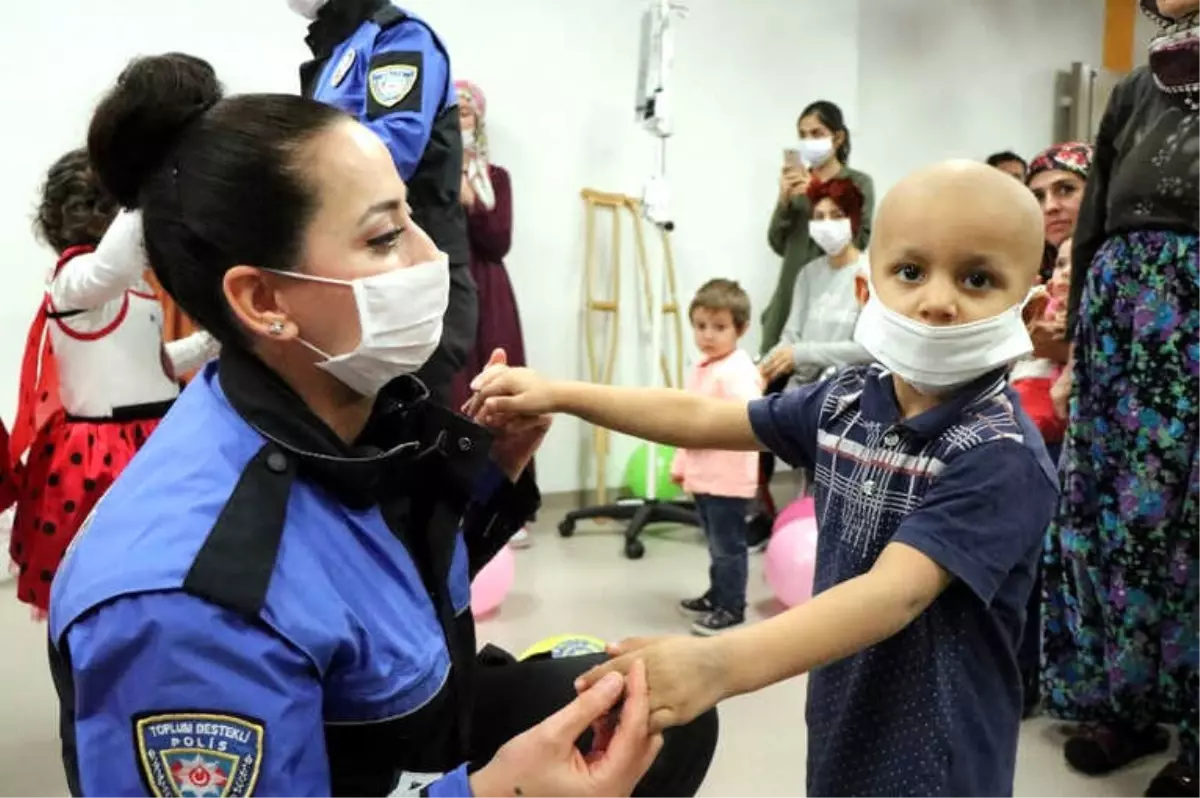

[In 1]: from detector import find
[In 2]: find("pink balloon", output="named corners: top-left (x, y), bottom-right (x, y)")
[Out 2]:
top-left (471, 546), bottom-right (515, 618)
top-left (772, 496), bottom-right (816, 534)
top-left (764, 516), bottom-right (819, 608)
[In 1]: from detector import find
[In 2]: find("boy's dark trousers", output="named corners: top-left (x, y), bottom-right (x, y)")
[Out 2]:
top-left (694, 494), bottom-right (751, 616)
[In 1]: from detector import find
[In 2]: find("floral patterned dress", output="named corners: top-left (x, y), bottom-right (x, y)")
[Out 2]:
top-left (1041, 65), bottom-right (1199, 770)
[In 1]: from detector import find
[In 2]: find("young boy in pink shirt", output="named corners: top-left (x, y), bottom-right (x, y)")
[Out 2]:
top-left (672, 279), bottom-right (764, 635)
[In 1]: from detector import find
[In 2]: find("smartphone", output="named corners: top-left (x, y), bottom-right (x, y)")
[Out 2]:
top-left (783, 148), bottom-right (802, 168)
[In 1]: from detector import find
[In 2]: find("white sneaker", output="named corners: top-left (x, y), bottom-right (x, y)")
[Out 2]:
top-left (510, 528), bottom-right (533, 549)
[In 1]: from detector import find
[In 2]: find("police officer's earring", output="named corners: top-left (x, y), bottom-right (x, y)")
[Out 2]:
top-left (268, 320), bottom-right (286, 336)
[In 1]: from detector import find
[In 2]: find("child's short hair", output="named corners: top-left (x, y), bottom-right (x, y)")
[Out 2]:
top-left (689, 278), bottom-right (751, 330)
top-left (35, 148), bottom-right (118, 254)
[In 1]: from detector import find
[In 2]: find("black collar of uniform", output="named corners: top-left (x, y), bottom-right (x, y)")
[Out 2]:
top-left (217, 345), bottom-right (492, 508)
top-left (860, 367), bottom-right (1010, 440)
top-left (304, 0), bottom-right (391, 58)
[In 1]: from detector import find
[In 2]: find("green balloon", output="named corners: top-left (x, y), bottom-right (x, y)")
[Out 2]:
top-left (623, 443), bottom-right (683, 501)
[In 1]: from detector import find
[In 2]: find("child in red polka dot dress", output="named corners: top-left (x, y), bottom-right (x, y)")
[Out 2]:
top-left (0, 421), bottom-right (18, 516)
top-left (7, 149), bottom-right (219, 617)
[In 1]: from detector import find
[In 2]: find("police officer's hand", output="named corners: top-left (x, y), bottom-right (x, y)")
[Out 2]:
top-left (469, 660), bottom-right (664, 797)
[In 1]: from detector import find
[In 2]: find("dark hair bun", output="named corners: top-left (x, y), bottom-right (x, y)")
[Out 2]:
top-left (88, 52), bottom-right (224, 208)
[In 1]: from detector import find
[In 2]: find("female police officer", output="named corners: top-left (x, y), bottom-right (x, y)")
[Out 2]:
top-left (46, 53), bottom-right (717, 797)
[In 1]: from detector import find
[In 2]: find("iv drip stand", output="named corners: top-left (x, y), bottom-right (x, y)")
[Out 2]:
top-left (557, 0), bottom-right (699, 560)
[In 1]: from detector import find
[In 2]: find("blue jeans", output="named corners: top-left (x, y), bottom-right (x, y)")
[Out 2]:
top-left (694, 494), bottom-right (750, 617)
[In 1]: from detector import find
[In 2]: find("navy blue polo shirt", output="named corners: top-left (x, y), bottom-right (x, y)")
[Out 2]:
top-left (749, 365), bottom-right (1057, 797)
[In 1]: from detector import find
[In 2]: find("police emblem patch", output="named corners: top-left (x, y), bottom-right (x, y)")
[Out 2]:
top-left (134, 712), bottom-right (264, 797)
top-left (368, 64), bottom-right (419, 108)
top-left (330, 48), bottom-right (356, 88)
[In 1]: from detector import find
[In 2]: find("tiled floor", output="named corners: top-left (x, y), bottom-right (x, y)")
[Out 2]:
top-left (0, 512), bottom-right (1175, 796)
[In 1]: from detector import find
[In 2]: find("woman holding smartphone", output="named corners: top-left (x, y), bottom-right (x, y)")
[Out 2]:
top-left (763, 101), bottom-right (874, 359)
top-left (751, 101), bottom-right (874, 542)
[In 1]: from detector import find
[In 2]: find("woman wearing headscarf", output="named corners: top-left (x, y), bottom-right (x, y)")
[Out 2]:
top-left (1040, 0), bottom-right (1198, 793)
top-left (763, 100), bottom-right (874, 359)
top-left (451, 79), bottom-right (535, 546)
top-left (1012, 143), bottom-right (1093, 714)
top-left (1026, 141), bottom-right (1093, 283)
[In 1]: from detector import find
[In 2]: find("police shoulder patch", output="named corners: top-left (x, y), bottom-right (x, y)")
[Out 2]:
top-left (364, 50), bottom-right (424, 120)
top-left (369, 63), bottom-right (419, 108)
top-left (134, 711), bottom-right (265, 797)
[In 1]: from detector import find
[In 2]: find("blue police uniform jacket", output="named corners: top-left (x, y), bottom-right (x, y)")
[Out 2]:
top-left (47, 346), bottom-right (538, 797)
top-left (300, 0), bottom-right (474, 395)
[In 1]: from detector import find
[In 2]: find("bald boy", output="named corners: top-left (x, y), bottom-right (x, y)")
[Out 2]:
top-left (471, 160), bottom-right (1060, 797)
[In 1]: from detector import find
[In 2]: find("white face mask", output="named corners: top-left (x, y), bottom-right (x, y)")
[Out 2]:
top-left (852, 277), bottom-right (1034, 395)
top-left (809, 218), bottom-right (853, 256)
top-left (268, 256), bottom-right (450, 397)
top-left (286, 0), bottom-right (329, 20)
top-left (461, 128), bottom-right (476, 152)
top-left (798, 137), bottom-right (835, 167)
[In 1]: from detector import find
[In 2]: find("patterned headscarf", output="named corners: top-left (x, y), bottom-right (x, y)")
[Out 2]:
top-left (1026, 141), bottom-right (1093, 185)
top-left (454, 79), bottom-right (495, 209)
top-left (1140, 0), bottom-right (1198, 28)
top-left (455, 79), bottom-right (489, 159)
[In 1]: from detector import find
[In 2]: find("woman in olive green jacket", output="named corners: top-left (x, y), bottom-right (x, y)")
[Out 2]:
top-left (762, 101), bottom-right (875, 356)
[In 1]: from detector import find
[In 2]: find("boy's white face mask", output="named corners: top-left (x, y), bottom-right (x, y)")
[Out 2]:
top-left (853, 275), bottom-right (1035, 395)
top-left (286, 0), bottom-right (329, 20)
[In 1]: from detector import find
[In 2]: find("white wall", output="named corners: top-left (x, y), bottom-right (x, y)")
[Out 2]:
top-left (403, 0), bottom-right (859, 494)
top-left (0, 0), bottom-right (1106, 495)
top-left (855, 0), bottom-right (1106, 198)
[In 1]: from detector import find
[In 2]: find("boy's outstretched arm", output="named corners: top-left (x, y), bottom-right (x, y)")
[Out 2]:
top-left (575, 542), bottom-right (952, 730)
top-left (576, 440), bottom-right (1056, 731)
top-left (472, 367), bottom-right (761, 452)
top-left (716, 542), bottom-right (951, 696)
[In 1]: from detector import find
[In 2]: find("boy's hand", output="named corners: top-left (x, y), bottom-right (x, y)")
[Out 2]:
top-left (464, 350), bottom-right (553, 481)
top-left (471, 360), bottom-right (559, 422)
top-left (573, 636), bottom-right (730, 734)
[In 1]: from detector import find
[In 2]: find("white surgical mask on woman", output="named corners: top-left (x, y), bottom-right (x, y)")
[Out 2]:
top-left (798, 137), bottom-right (835, 167)
top-left (809, 218), bottom-right (853, 256)
top-left (853, 277), bottom-right (1035, 394)
top-left (266, 256), bottom-right (450, 397)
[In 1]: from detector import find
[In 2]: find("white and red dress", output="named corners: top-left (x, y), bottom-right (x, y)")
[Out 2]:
top-left (7, 244), bottom-right (217, 615)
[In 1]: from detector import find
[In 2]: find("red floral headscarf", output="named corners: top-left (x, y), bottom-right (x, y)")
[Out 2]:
top-left (1026, 141), bottom-right (1093, 185)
